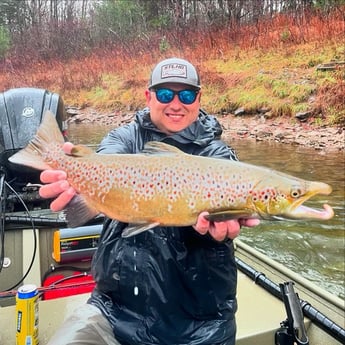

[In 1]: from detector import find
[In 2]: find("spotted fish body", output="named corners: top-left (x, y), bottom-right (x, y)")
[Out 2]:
top-left (9, 111), bottom-right (334, 237)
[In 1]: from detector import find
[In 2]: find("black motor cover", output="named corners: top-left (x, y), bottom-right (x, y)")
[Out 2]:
top-left (0, 88), bottom-right (68, 209)
top-left (0, 87), bottom-right (67, 151)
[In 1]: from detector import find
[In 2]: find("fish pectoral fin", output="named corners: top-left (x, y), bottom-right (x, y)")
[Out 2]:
top-left (205, 210), bottom-right (257, 222)
top-left (121, 222), bottom-right (160, 238)
top-left (70, 145), bottom-right (94, 157)
top-left (64, 195), bottom-right (100, 227)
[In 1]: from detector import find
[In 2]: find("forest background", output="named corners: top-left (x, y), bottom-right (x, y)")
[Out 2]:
top-left (0, 0), bottom-right (344, 127)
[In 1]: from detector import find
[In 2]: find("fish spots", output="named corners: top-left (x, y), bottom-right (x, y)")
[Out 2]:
top-left (27, 133), bottom-right (330, 225)
top-left (52, 154), bottom-right (257, 215)
top-left (59, 159), bottom-right (115, 203)
top-left (188, 200), bottom-right (196, 209)
top-left (250, 188), bottom-right (278, 206)
top-left (177, 165), bottom-right (253, 210)
top-left (127, 165), bottom-right (183, 203)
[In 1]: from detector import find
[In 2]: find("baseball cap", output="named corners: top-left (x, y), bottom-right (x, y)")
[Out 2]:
top-left (148, 58), bottom-right (201, 89)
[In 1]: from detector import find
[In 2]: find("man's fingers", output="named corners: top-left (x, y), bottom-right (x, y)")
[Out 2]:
top-left (194, 214), bottom-right (260, 240)
top-left (226, 220), bottom-right (241, 239)
top-left (40, 170), bottom-right (67, 183)
top-left (50, 188), bottom-right (76, 212)
top-left (63, 142), bottom-right (74, 154)
top-left (239, 218), bottom-right (260, 227)
top-left (209, 222), bottom-right (228, 241)
top-left (193, 211), bottom-right (210, 234)
top-left (39, 180), bottom-right (70, 199)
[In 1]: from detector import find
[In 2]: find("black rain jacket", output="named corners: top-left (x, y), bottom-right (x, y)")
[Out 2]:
top-left (88, 108), bottom-right (239, 345)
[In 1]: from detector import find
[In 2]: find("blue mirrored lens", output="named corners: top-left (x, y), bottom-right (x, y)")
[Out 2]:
top-left (154, 89), bottom-right (198, 105)
top-left (155, 89), bottom-right (174, 103)
top-left (179, 90), bottom-right (197, 104)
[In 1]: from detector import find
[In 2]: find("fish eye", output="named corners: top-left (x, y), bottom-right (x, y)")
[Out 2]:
top-left (291, 188), bottom-right (302, 198)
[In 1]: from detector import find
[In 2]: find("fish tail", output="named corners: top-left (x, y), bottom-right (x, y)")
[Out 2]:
top-left (8, 110), bottom-right (65, 170)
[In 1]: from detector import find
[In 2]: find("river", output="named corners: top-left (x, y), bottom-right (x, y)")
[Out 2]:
top-left (68, 123), bottom-right (345, 299)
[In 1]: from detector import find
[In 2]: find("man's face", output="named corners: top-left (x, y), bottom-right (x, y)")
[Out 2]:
top-left (145, 83), bottom-right (201, 135)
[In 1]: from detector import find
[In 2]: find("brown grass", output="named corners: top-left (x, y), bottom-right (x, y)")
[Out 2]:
top-left (0, 9), bottom-right (344, 124)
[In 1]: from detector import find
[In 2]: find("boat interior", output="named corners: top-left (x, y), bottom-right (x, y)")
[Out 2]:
top-left (0, 228), bottom-right (344, 345)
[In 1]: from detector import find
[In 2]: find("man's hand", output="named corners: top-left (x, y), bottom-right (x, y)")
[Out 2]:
top-left (39, 142), bottom-right (76, 212)
top-left (194, 211), bottom-right (260, 241)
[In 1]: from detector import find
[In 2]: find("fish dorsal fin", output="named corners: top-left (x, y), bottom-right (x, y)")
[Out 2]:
top-left (70, 145), bottom-right (94, 157)
top-left (142, 141), bottom-right (185, 155)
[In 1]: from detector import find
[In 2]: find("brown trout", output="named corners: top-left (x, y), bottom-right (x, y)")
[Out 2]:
top-left (9, 111), bottom-right (334, 237)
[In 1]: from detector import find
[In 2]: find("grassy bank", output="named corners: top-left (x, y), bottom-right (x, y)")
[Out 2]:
top-left (67, 41), bottom-right (345, 126)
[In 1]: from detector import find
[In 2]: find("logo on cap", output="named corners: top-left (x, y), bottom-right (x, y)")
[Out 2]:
top-left (161, 63), bottom-right (187, 79)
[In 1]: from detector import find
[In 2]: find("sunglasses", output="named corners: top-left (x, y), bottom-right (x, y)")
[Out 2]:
top-left (151, 88), bottom-right (199, 105)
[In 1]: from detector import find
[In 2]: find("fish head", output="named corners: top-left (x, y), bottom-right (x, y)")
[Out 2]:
top-left (248, 175), bottom-right (334, 221)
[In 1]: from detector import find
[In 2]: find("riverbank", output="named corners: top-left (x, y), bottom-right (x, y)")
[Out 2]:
top-left (219, 114), bottom-right (345, 152)
top-left (67, 107), bottom-right (344, 153)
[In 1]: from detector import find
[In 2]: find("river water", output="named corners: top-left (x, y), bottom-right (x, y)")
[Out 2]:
top-left (68, 123), bottom-right (345, 299)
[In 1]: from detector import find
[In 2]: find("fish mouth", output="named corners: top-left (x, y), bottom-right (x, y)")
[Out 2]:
top-left (284, 203), bottom-right (334, 220)
top-left (280, 181), bottom-right (334, 220)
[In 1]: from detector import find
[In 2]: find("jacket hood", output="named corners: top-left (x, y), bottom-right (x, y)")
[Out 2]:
top-left (136, 107), bottom-right (223, 146)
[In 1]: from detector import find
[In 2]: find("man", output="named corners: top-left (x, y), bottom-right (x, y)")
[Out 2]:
top-left (40, 58), bottom-right (259, 345)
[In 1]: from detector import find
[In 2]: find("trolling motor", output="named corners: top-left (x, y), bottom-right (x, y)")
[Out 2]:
top-left (275, 281), bottom-right (309, 345)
